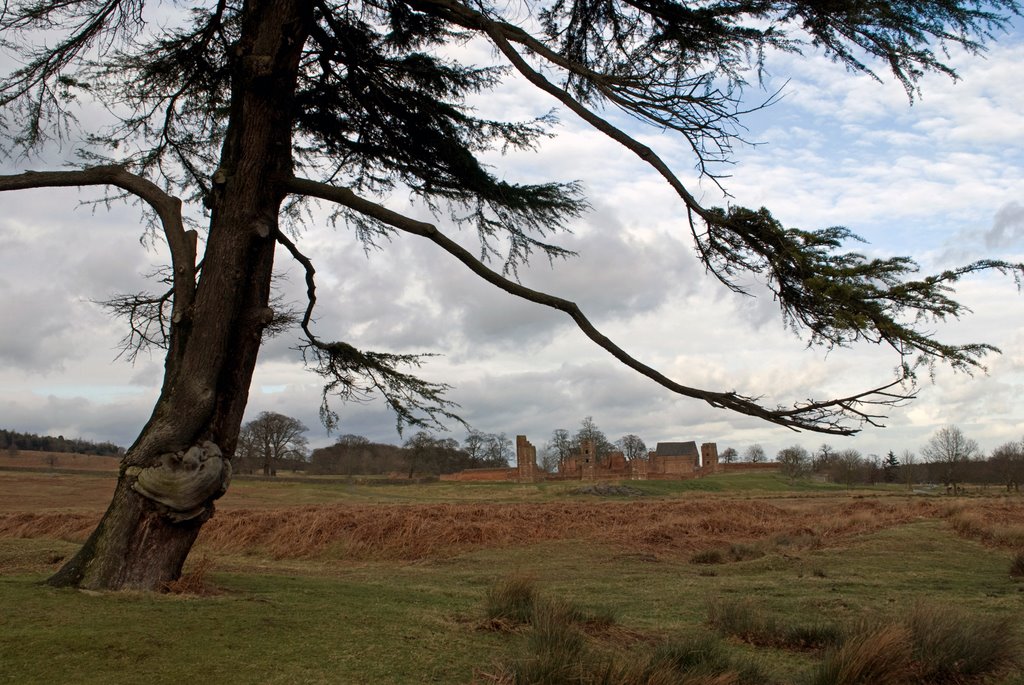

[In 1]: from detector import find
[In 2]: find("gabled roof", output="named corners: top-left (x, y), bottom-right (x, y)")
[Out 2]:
top-left (655, 441), bottom-right (698, 458)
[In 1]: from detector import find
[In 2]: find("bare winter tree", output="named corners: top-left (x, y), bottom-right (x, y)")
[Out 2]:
top-left (1, 0), bottom-right (1022, 590)
top-left (542, 429), bottom-right (573, 473)
top-left (836, 449), bottom-right (865, 488)
top-left (236, 411), bottom-right (309, 476)
top-left (744, 444), bottom-right (766, 464)
top-left (482, 432), bottom-right (513, 467)
top-left (921, 425), bottom-right (980, 492)
top-left (616, 434), bottom-right (648, 462)
top-left (776, 445), bottom-right (810, 481)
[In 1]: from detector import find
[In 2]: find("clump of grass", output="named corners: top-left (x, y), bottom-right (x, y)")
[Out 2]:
top-left (483, 576), bottom-right (538, 627)
top-left (483, 576), bottom-right (617, 634)
top-left (807, 623), bottom-right (913, 685)
top-left (706, 597), bottom-right (840, 649)
top-left (906, 604), bottom-right (1019, 681)
top-left (494, 626), bottom-right (770, 685)
top-left (484, 581), bottom-right (765, 685)
top-left (636, 634), bottom-right (772, 685)
top-left (808, 604), bottom-right (1020, 685)
top-left (690, 543), bottom-right (763, 566)
top-left (1010, 550), bottom-right (1024, 579)
top-left (485, 585), bottom-right (615, 684)
top-left (513, 601), bottom-right (591, 685)
top-left (948, 511), bottom-right (987, 539)
top-left (706, 597), bottom-right (765, 642)
top-left (691, 549), bottom-right (725, 565)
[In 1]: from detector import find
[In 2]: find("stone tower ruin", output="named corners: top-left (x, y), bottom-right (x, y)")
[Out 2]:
top-left (516, 435), bottom-right (537, 483)
top-left (701, 442), bottom-right (719, 473)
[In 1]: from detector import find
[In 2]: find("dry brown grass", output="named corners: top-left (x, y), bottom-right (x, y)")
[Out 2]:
top-left (0, 511), bottom-right (102, 541)
top-left (946, 504), bottom-right (1024, 548)
top-left (195, 498), bottom-right (941, 560)
top-left (808, 624), bottom-right (914, 685)
top-left (4, 489), bottom-right (1023, 562)
top-left (162, 555), bottom-right (220, 596)
top-left (0, 497), bottom-right (977, 561)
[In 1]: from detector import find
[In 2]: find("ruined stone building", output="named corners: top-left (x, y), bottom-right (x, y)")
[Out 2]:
top-left (441, 435), bottom-right (723, 483)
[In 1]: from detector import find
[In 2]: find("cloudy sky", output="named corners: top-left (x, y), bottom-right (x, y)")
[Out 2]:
top-left (1, 13), bottom-right (1023, 462)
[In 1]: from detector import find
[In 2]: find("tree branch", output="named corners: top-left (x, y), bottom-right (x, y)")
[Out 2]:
top-left (0, 165), bottom-right (196, 316)
top-left (273, 225), bottom-right (463, 434)
top-left (287, 175), bottom-right (914, 435)
top-left (100, 286), bottom-right (175, 362)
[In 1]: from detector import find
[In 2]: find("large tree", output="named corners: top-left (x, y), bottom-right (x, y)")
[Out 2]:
top-left (921, 425), bottom-right (980, 490)
top-left (236, 411), bottom-right (309, 475)
top-left (1, 0), bottom-right (1021, 590)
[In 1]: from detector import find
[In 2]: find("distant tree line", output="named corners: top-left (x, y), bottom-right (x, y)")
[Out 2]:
top-left (309, 430), bottom-right (513, 477)
top-left (725, 426), bottom-right (1024, 491)
top-left (0, 428), bottom-right (123, 456)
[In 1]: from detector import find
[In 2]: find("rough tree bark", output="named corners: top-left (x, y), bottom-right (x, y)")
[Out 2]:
top-left (47, 0), bottom-right (311, 590)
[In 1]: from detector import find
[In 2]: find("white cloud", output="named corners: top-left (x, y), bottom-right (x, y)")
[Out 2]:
top-left (1, 14), bottom-right (1023, 463)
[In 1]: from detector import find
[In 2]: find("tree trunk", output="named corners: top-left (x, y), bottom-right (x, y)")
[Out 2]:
top-left (48, 0), bottom-right (311, 591)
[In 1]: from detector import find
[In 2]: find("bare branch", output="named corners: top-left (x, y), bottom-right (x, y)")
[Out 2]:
top-left (99, 286), bottom-right (174, 362)
top-left (0, 165), bottom-right (196, 316)
top-left (273, 227), bottom-right (463, 435)
top-left (287, 175), bottom-right (914, 435)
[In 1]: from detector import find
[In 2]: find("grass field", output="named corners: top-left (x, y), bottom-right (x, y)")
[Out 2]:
top-left (1, 467), bottom-right (1023, 684)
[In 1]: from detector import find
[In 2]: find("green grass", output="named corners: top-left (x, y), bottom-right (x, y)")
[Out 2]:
top-left (625, 471), bottom-right (855, 496)
top-left (0, 566), bottom-right (509, 684)
top-left (3, 478), bottom-right (1024, 685)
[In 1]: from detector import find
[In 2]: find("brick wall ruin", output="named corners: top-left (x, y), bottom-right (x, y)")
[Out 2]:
top-left (441, 434), bottom-right (770, 484)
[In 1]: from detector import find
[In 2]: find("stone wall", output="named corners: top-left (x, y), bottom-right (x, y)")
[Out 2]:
top-left (722, 462), bottom-right (779, 473)
top-left (439, 467), bottom-right (517, 482)
top-left (442, 436), bottom-right (748, 484)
